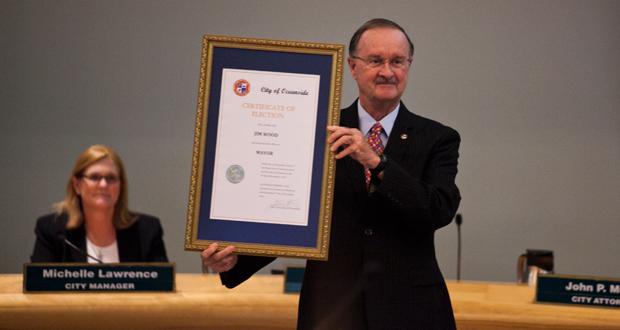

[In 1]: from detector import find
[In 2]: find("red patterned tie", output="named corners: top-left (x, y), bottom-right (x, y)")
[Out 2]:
top-left (365, 122), bottom-right (385, 188)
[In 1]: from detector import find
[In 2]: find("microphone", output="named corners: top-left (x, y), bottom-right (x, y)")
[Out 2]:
top-left (455, 213), bottom-right (463, 282)
top-left (58, 233), bottom-right (104, 264)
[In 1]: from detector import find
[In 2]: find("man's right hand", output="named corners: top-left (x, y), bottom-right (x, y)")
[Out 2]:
top-left (327, 125), bottom-right (381, 169)
top-left (201, 243), bottom-right (238, 273)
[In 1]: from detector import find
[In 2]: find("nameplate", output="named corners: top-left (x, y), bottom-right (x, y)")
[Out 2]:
top-left (284, 266), bottom-right (305, 293)
top-left (23, 263), bottom-right (175, 293)
top-left (536, 274), bottom-right (620, 308)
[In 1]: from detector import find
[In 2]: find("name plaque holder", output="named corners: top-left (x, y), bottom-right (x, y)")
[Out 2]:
top-left (23, 263), bottom-right (175, 293)
top-left (536, 273), bottom-right (620, 308)
top-left (283, 266), bottom-right (305, 293)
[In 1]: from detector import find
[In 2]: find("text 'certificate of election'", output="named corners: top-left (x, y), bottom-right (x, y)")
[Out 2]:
top-left (210, 69), bottom-right (320, 226)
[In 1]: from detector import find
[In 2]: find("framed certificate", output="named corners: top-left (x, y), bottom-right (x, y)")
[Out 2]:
top-left (184, 35), bottom-right (344, 260)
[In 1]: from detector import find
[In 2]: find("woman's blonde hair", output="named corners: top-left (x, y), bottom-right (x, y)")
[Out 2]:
top-left (54, 145), bottom-right (135, 229)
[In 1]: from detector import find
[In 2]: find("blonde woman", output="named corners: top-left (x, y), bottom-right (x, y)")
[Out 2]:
top-left (31, 145), bottom-right (168, 263)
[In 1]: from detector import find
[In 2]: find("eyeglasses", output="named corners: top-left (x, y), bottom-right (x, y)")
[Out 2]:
top-left (81, 174), bottom-right (120, 184)
top-left (351, 55), bottom-right (412, 69)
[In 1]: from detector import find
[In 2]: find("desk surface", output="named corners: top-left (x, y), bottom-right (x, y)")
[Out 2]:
top-left (1, 274), bottom-right (618, 329)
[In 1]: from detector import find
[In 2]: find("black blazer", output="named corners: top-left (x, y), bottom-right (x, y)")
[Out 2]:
top-left (30, 212), bottom-right (169, 263)
top-left (221, 101), bottom-right (461, 329)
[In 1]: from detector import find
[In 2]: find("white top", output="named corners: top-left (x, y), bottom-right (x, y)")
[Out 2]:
top-left (86, 237), bottom-right (119, 263)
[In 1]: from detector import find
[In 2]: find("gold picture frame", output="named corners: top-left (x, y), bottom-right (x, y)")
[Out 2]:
top-left (184, 35), bottom-right (344, 260)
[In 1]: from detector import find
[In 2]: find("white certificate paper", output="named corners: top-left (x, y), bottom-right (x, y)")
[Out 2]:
top-left (210, 69), bottom-right (320, 226)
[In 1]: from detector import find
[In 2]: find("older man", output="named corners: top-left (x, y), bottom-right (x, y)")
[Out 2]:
top-left (203, 18), bottom-right (461, 329)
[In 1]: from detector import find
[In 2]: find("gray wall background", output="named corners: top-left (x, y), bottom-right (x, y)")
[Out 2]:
top-left (1, 0), bottom-right (618, 282)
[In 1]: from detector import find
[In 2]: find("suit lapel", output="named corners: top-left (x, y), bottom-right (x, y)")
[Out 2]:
top-left (117, 225), bottom-right (140, 262)
top-left (65, 226), bottom-right (87, 262)
top-left (340, 101), bottom-right (359, 131)
top-left (384, 103), bottom-right (418, 164)
top-left (339, 102), bottom-right (366, 192)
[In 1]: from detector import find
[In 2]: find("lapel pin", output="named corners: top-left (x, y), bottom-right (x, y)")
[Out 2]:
top-left (400, 133), bottom-right (408, 140)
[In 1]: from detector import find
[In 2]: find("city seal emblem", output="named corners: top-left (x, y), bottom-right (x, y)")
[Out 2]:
top-left (226, 165), bottom-right (245, 184)
top-left (233, 79), bottom-right (250, 96)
